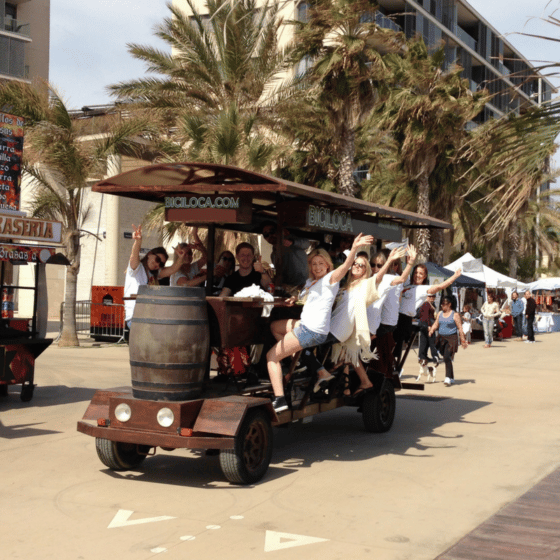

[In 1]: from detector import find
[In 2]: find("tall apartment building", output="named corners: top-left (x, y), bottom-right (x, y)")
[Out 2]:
top-left (178, 0), bottom-right (554, 118)
top-left (374, 0), bottom-right (553, 118)
top-left (0, 0), bottom-right (49, 83)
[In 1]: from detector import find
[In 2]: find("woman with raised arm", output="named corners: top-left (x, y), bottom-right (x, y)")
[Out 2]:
top-left (328, 246), bottom-right (406, 396)
top-left (428, 296), bottom-right (468, 386)
top-left (159, 227), bottom-right (208, 287)
top-left (393, 265), bottom-right (463, 370)
top-left (367, 245), bottom-right (417, 377)
top-left (267, 233), bottom-right (374, 413)
top-left (124, 224), bottom-right (168, 329)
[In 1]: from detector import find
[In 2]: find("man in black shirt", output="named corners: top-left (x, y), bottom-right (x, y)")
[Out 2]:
top-left (524, 290), bottom-right (537, 343)
top-left (220, 242), bottom-right (271, 296)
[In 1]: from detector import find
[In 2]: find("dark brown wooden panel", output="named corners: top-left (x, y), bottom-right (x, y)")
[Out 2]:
top-left (436, 468), bottom-right (560, 560)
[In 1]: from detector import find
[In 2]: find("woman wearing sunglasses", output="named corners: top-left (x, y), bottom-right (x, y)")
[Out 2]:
top-left (267, 233), bottom-right (374, 413)
top-left (328, 247), bottom-right (406, 396)
top-left (211, 250), bottom-right (236, 294)
top-left (124, 224), bottom-right (168, 328)
top-left (159, 228), bottom-right (208, 287)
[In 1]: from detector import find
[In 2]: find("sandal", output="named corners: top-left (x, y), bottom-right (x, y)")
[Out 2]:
top-left (352, 385), bottom-right (372, 398)
top-left (313, 373), bottom-right (334, 393)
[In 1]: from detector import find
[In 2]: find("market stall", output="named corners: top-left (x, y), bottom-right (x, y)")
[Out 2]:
top-left (0, 111), bottom-right (68, 401)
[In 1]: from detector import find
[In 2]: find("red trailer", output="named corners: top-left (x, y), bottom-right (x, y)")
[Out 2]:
top-left (77, 162), bottom-right (451, 484)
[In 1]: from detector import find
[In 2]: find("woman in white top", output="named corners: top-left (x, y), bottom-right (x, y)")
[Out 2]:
top-left (159, 228), bottom-right (208, 287)
top-left (329, 247), bottom-right (405, 396)
top-left (393, 264), bottom-right (462, 365)
top-left (480, 292), bottom-right (501, 348)
top-left (124, 224), bottom-right (168, 326)
top-left (267, 233), bottom-right (374, 412)
top-left (367, 246), bottom-right (417, 376)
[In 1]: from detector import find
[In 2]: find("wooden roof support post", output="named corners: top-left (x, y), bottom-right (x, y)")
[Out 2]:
top-left (205, 224), bottom-right (216, 297)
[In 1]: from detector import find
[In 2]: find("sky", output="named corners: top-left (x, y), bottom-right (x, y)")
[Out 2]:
top-left (49, 0), bottom-right (560, 110)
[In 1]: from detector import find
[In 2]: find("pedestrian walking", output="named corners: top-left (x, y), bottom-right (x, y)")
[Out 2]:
top-left (524, 290), bottom-right (537, 343)
top-left (481, 292), bottom-right (500, 348)
top-left (510, 291), bottom-right (524, 340)
top-left (428, 296), bottom-right (468, 387)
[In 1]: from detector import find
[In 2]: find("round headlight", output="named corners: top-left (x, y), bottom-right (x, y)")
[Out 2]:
top-left (115, 403), bottom-right (132, 423)
top-left (157, 407), bottom-right (175, 428)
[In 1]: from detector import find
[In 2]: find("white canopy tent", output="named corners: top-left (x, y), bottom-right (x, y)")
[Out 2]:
top-left (529, 277), bottom-right (560, 292)
top-left (445, 253), bottom-right (530, 291)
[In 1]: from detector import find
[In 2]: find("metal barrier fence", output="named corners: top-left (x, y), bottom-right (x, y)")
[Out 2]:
top-left (59, 300), bottom-right (126, 342)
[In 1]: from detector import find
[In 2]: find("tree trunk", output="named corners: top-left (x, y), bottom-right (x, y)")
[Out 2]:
top-left (508, 217), bottom-right (519, 278)
top-left (416, 173), bottom-right (431, 262)
top-left (430, 228), bottom-right (445, 265)
top-left (58, 232), bottom-right (80, 347)
top-left (337, 125), bottom-right (356, 197)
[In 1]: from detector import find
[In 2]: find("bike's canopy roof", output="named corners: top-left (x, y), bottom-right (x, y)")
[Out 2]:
top-left (93, 162), bottom-right (451, 241)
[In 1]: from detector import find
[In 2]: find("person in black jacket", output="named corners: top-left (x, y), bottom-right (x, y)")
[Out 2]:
top-left (524, 290), bottom-right (537, 343)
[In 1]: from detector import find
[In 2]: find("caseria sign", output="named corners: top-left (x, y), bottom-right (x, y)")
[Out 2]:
top-left (307, 205), bottom-right (353, 232)
top-left (164, 194), bottom-right (252, 223)
top-left (0, 214), bottom-right (63, 243)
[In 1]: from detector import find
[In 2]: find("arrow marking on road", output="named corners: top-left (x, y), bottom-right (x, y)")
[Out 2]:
top-left (264, 530), bottom-right (329, 552)
top-left (107, 509), bottom-right (176, 529)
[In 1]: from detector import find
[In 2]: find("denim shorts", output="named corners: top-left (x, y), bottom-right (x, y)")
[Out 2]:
top-left (293, 322), bottom-right (328, 349)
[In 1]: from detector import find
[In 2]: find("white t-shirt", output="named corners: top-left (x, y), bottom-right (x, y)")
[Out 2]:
top-left (367, 276), bottom-right (392, 334)
top-left (399, 284), bottom-right (430, 317)
top-left (380, 274), bottom-right (403, 326)
top-left (299, 271), bottom-right (340, 335)
top-left (170, 262), bottom-right (199, 287)
top-left (330, 289), bottom-right (358, 342)
top-left (124, 263), bottom-right (149, 322)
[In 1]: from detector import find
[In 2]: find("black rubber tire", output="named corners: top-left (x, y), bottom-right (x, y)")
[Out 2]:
top-left (219, 408), bottom-right (273, 484)
top-left (362, 379), bottom-right (396, 433)
top-left (20, 382), bottom-right (34, 402)
top-left (0, 384), bottom-right (8, 397)
top-left (95, 438), bottom-right (150, 470)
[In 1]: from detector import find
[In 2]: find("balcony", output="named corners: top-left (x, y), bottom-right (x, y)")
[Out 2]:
top-left (2, 17), bottom-right (30, 37)
top-left (360, 10), bottom-right (402, 33)
top-left (455, 26), bottom-right (476, 51)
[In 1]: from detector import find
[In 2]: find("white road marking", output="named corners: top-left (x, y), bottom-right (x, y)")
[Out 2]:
top-left (230, 515), bottom-right (244, 520)
top-left (206, 525), bottom-right (221, 530)
top-left (180, 536), bottom-right (196, 541)
top-left (264, 530), bottom-right (329, 552)
top-left (107, 509), bottom-right (176, 529)
top-left (150, 547), bottom-right (167, 553)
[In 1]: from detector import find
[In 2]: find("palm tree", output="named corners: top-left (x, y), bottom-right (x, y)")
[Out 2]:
top-left (371, 39), bottom-right (488, 261)
top-left (110, 0), bottom-right (286, 172)
top-left (286, 0), bottom-right (405, 196)
top-left (457, 102), bottom-right (560, 277)
top-left (0, 81), bottom-right (152, 346)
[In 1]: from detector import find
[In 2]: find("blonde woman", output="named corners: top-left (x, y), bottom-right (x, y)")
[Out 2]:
top-left (267, 234), bottom-right (374, 413)
top-left (329, 247), bottom-right (406, 396)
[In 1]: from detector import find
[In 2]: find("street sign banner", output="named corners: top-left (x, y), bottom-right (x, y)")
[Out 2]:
top-left (0, 112), bottom-right (24, 212)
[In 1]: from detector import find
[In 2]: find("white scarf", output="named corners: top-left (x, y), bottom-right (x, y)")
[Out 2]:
top-left (331, 276), bottom-right (380, 366)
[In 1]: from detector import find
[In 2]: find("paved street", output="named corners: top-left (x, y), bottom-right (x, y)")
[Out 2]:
top-left (1, 332), bottom-right (560, 559)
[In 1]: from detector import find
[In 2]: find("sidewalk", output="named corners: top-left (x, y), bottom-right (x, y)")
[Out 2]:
top-left (1, 331), bottom-right (560, 559)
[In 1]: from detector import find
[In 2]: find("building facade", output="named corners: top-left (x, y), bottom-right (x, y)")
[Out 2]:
top-left (0, 0), bottom-right (49, 83)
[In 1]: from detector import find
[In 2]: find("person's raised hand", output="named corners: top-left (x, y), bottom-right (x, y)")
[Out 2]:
top-left (132, 224), bottom-right (142, 240)
top-left (254, 255), bottom-right (265, 273)
top-left (353, 233), bottom-right (374, 248)
top-left (389, 246), bottom-right (407, 262)
top-left (406, 245), bottom-right (417, 264)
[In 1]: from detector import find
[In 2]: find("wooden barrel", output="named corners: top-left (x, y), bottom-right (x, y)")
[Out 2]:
top-left (129, 285), bottom-right (209, 401)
